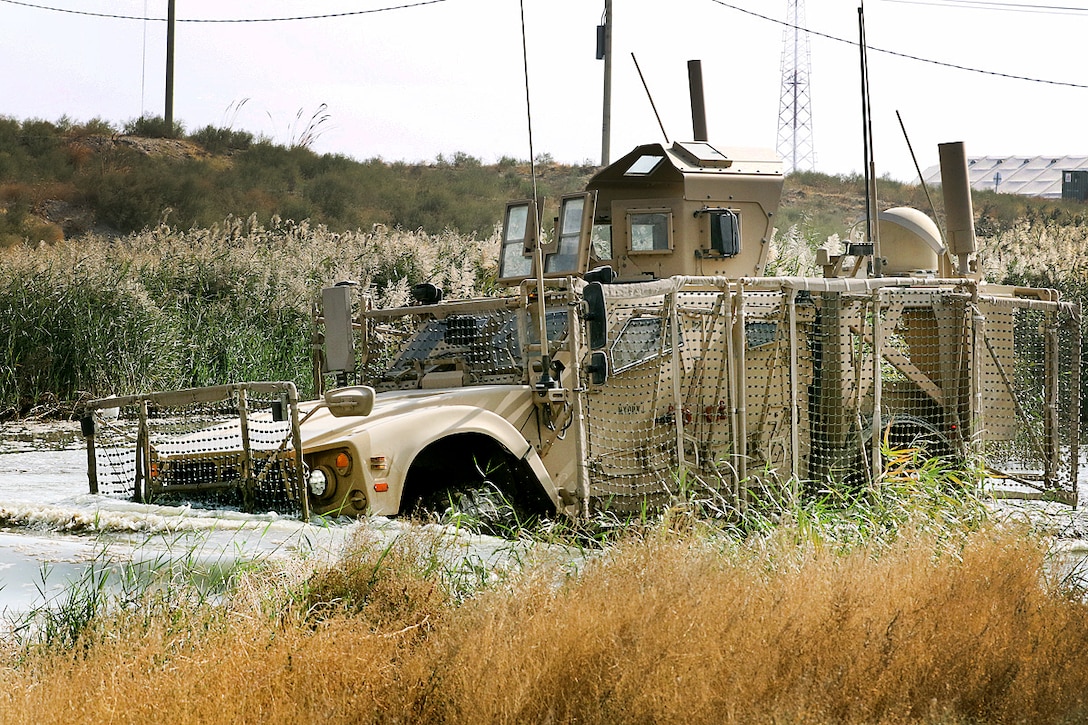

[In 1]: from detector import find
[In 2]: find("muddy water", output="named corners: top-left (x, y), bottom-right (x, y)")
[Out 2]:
top-left (0, 421), bottom-right (542, 619)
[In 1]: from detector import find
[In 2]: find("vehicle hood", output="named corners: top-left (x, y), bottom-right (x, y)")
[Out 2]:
top-left (297, 385), bottom-right (536, 451)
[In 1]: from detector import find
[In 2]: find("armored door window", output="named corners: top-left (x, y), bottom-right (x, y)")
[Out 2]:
top-left (628, 210), bottom-right (672, 253)
top-left (498, 200), bottom-right (536, 282)
top-left (592, 224), bottom-right (613, 261)
top-left (611, 316), bottom-right (670, 373)
top-left (544, 192), bottom-right (595, 276)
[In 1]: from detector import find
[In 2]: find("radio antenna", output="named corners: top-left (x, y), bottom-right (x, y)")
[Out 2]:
top-left (896, 110), bottom-right (945, 242)
top-left (518, 0), bottom-right (553, 391)
top-left (858, 2), bottom-right (882, 276)
top-left (632, 53), bottom-right (670, 144)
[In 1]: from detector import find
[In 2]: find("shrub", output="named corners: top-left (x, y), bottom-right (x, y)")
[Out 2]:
top-left (123, 114), bottom-right (184, 139)
top-left (188, 124), bottom-right (254, 154)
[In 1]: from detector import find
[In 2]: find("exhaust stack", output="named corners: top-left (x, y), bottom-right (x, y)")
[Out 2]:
top-left (938, 141), bottom-right (977, 275)
top-left (687, 60), bottom-right (708, 142)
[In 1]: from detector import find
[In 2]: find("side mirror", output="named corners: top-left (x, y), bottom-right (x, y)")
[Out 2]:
top-left (586, 350), bottom-right (608, 386)
top-left (324, 386), bottom-right (375, 418)
top-left (584, 265), bottom-right (614, 285)
top-left (583, 281), bottom-right (608, 350)
top-left (410, 283), bottom-right (444, 305)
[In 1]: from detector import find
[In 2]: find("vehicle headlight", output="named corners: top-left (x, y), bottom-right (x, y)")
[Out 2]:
top-left (308, 467), bottom-right (329, 497)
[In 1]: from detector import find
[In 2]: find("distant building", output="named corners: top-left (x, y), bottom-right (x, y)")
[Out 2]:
top-left (1064, 170), bottom-right (1088, 201)
top-left (919, 156), bottom-right (1088, 199)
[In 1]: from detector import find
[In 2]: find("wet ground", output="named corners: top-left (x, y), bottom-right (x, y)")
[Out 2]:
top-left (1, 419), bottom-right (1086, 620)
top-left (0, 420), bottom-right (548, 620)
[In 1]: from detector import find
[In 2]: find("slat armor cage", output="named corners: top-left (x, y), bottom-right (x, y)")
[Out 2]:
top-left (80, 277), bottom-right (1080, 518)
top-left (582, 277), bottom-right (1080, 510)
top-left (81, 382), bottom-right (309, 518)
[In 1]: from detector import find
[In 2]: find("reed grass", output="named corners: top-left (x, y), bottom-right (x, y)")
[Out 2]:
top-left (0, 216), bottom-right (498, 415)
top-left (2, 514), bottom-right (1086, 724)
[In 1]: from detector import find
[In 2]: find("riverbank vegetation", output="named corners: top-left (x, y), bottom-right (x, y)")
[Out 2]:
top-left (4, 116), bottom-right (1088, 722)
top-left (2, 468), bottom-right (1086, 724)
top-left (0, 115), bottom-right (594, 243)
top-left (0, 218), bottom-right (498, 416)
top-left (3, 208), bottom-right (1087, 418)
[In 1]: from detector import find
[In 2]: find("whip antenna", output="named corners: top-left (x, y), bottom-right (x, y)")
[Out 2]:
top-left (858, 2), bottom-right (882, 276)
top-left (632, 53), bottom-right (670, 144)
top-left (518, 0), bottom-right (553, 391)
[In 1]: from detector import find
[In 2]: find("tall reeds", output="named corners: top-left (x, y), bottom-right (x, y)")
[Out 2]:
top-left (2, 519), bottom-right (1086, 724)
top-left (0, 216), bottom-right (498, 415)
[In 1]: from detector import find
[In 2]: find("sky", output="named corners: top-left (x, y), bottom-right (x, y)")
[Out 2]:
top-left (1, 0), bottom-right (1086, 183)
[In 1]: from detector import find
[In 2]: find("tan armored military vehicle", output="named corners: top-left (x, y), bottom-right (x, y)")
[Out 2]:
top-left (82, 131), bottom-right (1081, 519)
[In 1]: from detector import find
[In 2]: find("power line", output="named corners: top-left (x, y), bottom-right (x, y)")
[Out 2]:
top-left (0, 0), bottom-right (452, 22)
top-left (884, 0), bottom-right (1088, 14)
top-left (709, 0), bottom-right (1088, 90)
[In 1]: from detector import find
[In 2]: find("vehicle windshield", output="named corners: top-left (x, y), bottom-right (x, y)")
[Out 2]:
top-left (373, 308), bottom-right (568, 389)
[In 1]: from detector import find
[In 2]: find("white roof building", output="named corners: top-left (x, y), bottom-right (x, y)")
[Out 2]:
top-left (919, 155), bottom-right (1088, 198)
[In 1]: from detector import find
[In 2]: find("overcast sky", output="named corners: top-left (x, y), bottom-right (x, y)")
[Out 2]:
top-left (1, 0), bottom-right (1086, 182)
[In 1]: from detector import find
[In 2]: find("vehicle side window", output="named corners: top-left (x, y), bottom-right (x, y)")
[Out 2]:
top-left (628, 211), bottom-right (672, 253)
top-left (610, 316), bottom-right (672, 373)
top-left (591, 223), bottom-right (613, 261)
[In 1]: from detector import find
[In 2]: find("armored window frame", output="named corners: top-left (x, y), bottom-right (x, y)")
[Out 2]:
top-left (543, 192), bottom-right (596, 277)
top-left (627, 209), bottom-right (672, 255)
top-left (497, 199), bottom-right (536, 283)
top-left (610, 315), bottom-right (675, 373)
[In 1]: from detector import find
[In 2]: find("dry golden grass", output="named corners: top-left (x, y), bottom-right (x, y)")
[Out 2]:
top-left (2, 524), bottom-right (1087, 724)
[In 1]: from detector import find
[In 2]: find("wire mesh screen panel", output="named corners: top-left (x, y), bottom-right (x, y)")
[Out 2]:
top-left (737, 290), bottom-right (797, 487)
top-left (583, 278), bottom-right (1078, 512)
top-left (585, 281), bottom-right (684, 510)
top-left (676, 288), bottom-right (739, 495)
top-left (774, 286), bottom-right (975, 490)
top-left (364, 299), bottom-right (527, 391)
top-left (794, 290), bottom-right (879, 487)
top-left (979, 299), bottom-right (1080, 503)
top-left (876, 289), bottom-right (970, 453)
top-left (83, 382), bottom-right (308, 516)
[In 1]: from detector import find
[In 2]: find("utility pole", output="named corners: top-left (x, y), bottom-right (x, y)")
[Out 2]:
top-left (165, 0), bottom-right (176, 136)
top-left (776, 0), bottom-right (815, 172)
top-left (598, 0), bottom-right (612, 166)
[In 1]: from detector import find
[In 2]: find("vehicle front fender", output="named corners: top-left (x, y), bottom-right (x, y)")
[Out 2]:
top-left (354, 404), bottom-right (560, 515)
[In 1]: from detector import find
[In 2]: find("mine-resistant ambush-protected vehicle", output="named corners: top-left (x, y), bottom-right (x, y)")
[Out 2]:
top-left (81, 132), bottom-right (1081, 519)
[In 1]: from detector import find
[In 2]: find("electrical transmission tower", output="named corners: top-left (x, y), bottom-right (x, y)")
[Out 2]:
top-left (777, 0), bottom-right (816, 173)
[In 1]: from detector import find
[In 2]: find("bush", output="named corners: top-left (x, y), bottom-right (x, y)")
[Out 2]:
top-left (123, 114), bottom-right (184, 139)
top-left (188, 124), bottom-right (254, 154)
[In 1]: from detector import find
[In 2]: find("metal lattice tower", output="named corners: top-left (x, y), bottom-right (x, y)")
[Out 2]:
top-left (777, 0), bottom-right (816, 173)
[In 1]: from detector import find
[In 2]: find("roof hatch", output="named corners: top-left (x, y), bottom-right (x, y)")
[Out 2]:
top-left (671, 141), bottom-right (733, 169)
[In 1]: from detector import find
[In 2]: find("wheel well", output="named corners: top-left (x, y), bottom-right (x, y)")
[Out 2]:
top-left (400, 433), bottom-right (553, 516)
